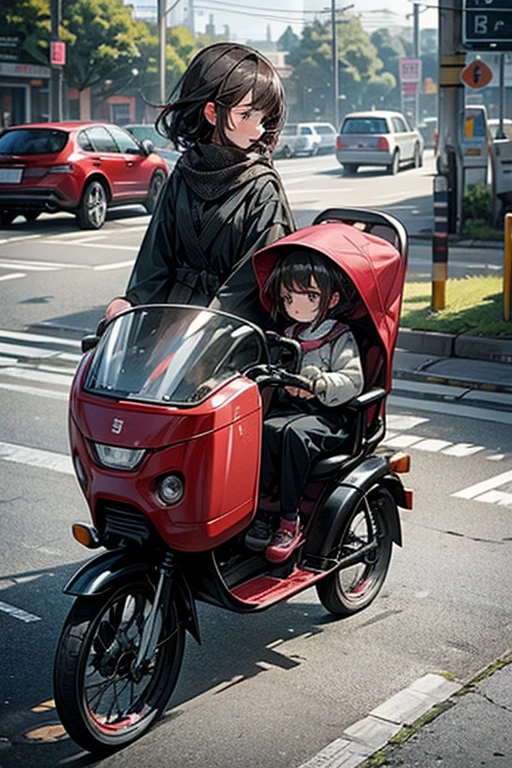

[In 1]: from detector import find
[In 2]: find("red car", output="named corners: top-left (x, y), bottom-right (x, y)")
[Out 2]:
top-left (0, 121), bottom-right (169, 229)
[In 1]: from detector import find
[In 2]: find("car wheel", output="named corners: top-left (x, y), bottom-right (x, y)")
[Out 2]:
top-left (343, 163), bottom-right (359, 175)
top-left (144, 170), bottom-right (166, 214)
top-left (77, 180), bottom-right (108, 230)
top-left (0, 211), bottom-right (16, 227)
top-left (23, 211), bottom-right (41, 222)
top-left (388, 151), bottom-right (400, 175)
top-left (281, 145), bottom-right (293, 159)
top-left (309, 144), bottom-right (319, 157)
top-left (413, 144), bottom-right (422, 169)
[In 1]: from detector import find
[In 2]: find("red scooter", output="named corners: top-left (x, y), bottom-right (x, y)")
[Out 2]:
top-left (53, 208), bottom-right (413, 753)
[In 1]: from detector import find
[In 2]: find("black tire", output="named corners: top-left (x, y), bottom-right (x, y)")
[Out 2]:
top-left (309, 144), bottom-right (319, 157)
top-left (23, 211), bottom-right (41, 222)
top-left (387, 151), bottom-right (400, 176)
top-left (343, 163), bottom-right (359, 175)
top-left (77, 180), bottom-right (108, 230)
top-left (54, 580), bottom-right (185, 753)
top-left (316, 486), bottom-right (394, 617)
top-left (144, 170), bottom-right (166, 214)
top-left (0, 210), bottom-right (16, 227)
top-left (282, 145), bottom-right (293, 159)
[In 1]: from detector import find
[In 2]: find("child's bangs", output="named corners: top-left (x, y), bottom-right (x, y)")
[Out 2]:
top-left (280, 259), bottom-right (317, 295)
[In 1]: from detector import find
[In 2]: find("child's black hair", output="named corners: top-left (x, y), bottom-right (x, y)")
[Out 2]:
top-left (156, 43), bottom-right (286, 155)
top-left (264, 249), bottom-right (357, 330)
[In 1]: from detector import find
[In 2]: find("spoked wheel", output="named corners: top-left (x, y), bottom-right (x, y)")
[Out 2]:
top-left (54, 581), bottom-right (185, 753)
top-left (77, 180), bottom-right (108, 229)
top-left (144, 170), bottom-right (166, 214)
top-left (316, 487), bottom-right (394, 616)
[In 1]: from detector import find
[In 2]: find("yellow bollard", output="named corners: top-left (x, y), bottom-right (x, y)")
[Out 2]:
top-left (505, 213), bottom-right (512, 321)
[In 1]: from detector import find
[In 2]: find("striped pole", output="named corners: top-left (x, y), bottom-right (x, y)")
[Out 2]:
top-left (505, 213), bottom-right (512, 321)
top-left (432, 175), bottom-right (449, 311)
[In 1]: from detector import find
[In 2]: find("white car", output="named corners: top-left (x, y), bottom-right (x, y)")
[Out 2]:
top-left (275, 122), bottom-right (337, 158)
top-left (335, 111), bottom-right (424, 175)
top-left (488, 118), bottom-right (512, 140)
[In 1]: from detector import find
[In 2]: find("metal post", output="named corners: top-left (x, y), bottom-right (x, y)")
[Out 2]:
top-left (158, 0), bottom-right (166, 104)
top-left (432, 175), bottom-right (449, 311)
top-left (332, 0), bottom-right (339, 130)
top-left (505, 213), bottom-right (512, 321)
top-left (498, 54), bottom-right (506, 139)
top-left (437, 0), bottom-right (465, 234)
top-left (413, 3), bottom-right (420, 128)
top-left (50, 0), bottom-right (63, 122)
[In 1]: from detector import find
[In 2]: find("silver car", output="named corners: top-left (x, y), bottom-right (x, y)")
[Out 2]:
top-left (335, 111), bottom-right (424, 175)
top-left (275, 122), bottom-right (337, 158)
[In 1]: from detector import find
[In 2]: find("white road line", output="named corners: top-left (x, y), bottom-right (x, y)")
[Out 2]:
top-left (0, 342), bottom-right (65, 359)
top-left (94, 259), bottom-right (135, 271)
top-left (0, 258), bottom-right (86, 269)
top-left (0, 272), bottom-right (26, 281)
top-left (44, 240), bottom-right (138, 251)
top-left (0, 234), bottom-right (42, 245)
top-left (0, 600), bottom-right (41, 624)
top-left (472, 490), bottom-right (512, 505)
top-left (453, 469), bottom-right (512, 499)
top-left (0, 440), bottom-right (73, 474)
top-left (0, 262), bottom-right (58, 271)
top-left (386, 415), bottom-right (429, 430)
top-left (0, 329), bottom-right (81, 347)
top-left (413, 438), bottom-right (453, 452)
top-left (0, 367), bottom-right (73, 387)
top-left (442, 443), bottom-right (485, 457)
top-left (0, 382), bottom-right (69, 400)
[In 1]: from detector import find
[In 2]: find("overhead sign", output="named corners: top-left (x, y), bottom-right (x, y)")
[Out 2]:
top-left (460, 58), bottom-right (494, 89)
top-left (463, 0), bottom-right (512, 51)
top-left (399, 58), bottom-right (422, 84)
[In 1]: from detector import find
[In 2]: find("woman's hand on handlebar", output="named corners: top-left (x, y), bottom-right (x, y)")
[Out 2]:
top-left (105, 297), bottom-right (132, 320)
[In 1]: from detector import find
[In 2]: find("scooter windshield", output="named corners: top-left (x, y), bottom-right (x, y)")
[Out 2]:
top-left (84, 305), bottom-right (266, 405)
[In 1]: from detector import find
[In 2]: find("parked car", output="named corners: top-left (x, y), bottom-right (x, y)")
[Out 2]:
top-left (124, 123), bottom-right (181, 170)
top-left (418, 116), bottom-right (438, 149)
top-left (275, 122), bottom-right (337, 158)
top-left (488, 118), bottom-right (512, 141)
top-left (335, 111), bottom-right (424, 175)
top-left (0, 121), bottom-right (169, 229)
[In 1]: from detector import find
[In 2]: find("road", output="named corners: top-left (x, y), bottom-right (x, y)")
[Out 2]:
top-left (0, 153), bottom-right (511, 768)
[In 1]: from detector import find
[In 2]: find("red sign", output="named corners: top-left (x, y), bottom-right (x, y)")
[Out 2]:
top-left (51, 41), bottom-right (66, 66)
top-left (460, 59), bottom-right (493, 89)
top-left (399, 58), bottom-right (422, 84)
top-left (402, 82), bottom-right (418, 96)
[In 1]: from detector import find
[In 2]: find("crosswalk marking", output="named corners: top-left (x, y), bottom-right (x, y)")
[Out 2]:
top-left (94, 259), bottom-right (135, 271)
top-left (0, 382), bottom-right (68, 400)
top-left (0, 262), bottom-right (58, 272)
top-left (0, 440), bottom-right (73, 474)
top-left (0, 272), bottom-right (25, 281)
top-left (453, 470), bottom-right (512, 500)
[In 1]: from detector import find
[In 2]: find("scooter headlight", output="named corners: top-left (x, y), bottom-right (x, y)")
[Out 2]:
top-left (157, 473), bottom-right (185, 505)
top-left (92, 442), bottom-right (146, 471)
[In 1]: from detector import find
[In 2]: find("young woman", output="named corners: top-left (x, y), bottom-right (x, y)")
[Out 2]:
top-left (105, 42), bottom-right (295, 324)
top-left (245, 249), bottom-right (364, 562)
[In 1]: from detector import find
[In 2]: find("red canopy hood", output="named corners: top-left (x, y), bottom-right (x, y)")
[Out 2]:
top-left (252, 221), bottom-right (407, 390)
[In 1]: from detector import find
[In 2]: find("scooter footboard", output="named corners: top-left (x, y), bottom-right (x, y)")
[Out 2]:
top-left (303, 455), bottom-right (402, 564)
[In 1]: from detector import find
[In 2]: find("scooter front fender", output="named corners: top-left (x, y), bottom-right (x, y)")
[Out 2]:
top-left (304, 455), bottom-right (402, 562)
top-left (63, 548), bottom-right (200, 643)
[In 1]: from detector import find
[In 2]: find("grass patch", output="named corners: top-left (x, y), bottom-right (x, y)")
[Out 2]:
top-left (401, 276), bottom-right (512, 338)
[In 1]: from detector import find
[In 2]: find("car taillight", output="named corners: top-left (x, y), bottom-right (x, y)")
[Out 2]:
top-left (336, 136), bottom-right (343, 150)
top-left (48, 164), bottom-right (74, 173)
top-left (377, 136), bottom-right (389, 151)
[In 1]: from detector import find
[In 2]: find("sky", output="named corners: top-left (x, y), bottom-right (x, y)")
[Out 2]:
top-left (189, 1), bottom-right (439, 43)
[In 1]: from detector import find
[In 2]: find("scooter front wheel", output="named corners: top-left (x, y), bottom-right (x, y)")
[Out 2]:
top-left (316, 487), bottom-right (394, 616)
top-left (53, 580), bottom-right (185, 753)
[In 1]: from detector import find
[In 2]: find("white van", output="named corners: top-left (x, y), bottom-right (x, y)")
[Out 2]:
top-left (275, 122), bottom-right (337, 158)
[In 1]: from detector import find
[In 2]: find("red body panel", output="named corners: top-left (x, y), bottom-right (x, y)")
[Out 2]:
top-left (69, 356), bottom-right (263, 552)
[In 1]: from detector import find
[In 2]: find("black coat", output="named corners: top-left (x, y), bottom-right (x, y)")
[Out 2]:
top-left (124, 142), bottom-right (295, 324)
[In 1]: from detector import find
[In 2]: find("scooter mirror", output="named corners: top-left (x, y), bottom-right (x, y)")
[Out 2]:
top-left (81, 335), bottom-right (99, 353)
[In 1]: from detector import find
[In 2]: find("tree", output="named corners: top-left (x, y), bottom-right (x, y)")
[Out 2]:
top-left (2, 0), bottom-right (50, 65)
top-left (60, 0), bottom-right (144, 93)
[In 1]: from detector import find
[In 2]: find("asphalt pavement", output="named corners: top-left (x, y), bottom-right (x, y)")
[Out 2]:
top-left (303, 328), bottom-right (512, 768)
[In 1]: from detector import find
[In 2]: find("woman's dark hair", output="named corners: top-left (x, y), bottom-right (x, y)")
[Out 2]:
top-left (156, 43), bottom-right (286, 154)
top-left (264, 249), bottom-right (357, 329)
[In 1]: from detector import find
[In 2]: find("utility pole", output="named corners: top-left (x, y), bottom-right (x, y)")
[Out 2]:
top-left (332, 0), bottom-right (338, 129)
top-left (50, 0), bottom-right (63, 121)
top-left (413, 2), bottom-right (420, 128)
top-left (158, 0), bottom-right (166, 104)
top-left (437, 0), bottom-right (465, 234)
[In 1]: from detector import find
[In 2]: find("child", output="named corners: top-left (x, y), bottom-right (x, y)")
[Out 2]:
top-left (105, 43), bottom-right (295, 324)
top-left (245, 249), bottom-right (364, 562)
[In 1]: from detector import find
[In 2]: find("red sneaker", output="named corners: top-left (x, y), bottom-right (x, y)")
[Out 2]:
top-left (265, 518), bottom-right (302, 563)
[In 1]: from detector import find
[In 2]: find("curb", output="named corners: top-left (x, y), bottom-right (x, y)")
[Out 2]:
top-left (397, 328), bottom-right (512, 364)
top-left (393, 368), bottom-right (512, 396)
top-left (408, 234), bottom-right (504, 249)
top-left (297, 674), bottom-right (462, 768)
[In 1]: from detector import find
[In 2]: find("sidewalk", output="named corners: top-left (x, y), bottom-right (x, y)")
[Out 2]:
top-left (299, 655), bottom-right (512, 768)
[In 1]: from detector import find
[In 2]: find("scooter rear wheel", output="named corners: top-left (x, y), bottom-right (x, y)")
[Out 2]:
top-left (316, 487), bottom-right (394, 616)
top-left (54, 580), bottom-right (185, 753)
